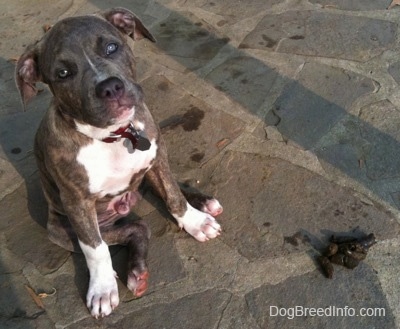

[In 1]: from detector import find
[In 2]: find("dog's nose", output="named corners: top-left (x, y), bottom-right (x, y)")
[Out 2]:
top-left (95, 77), bottom-right (125, 100)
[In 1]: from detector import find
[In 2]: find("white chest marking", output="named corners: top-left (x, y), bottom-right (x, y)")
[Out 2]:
top-left (77, 138), bottom-right (157, 197)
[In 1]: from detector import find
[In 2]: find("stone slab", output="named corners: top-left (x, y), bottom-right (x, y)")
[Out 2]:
top-left (72, 289), bottom-right (232, 328)
top-left (368, 238), bottom-right (400, 324)
top-left (210, 151), bottom-right (400, 260)
top-left (0, 96), bottom-right (49, 200)
top-left (217, 295), bottom-right (260, 329)
top-left (141, 75), bottom-right (246, 173)
top-left (245, 264), bottom-right (395, 328)
top-left (314, 114), bottom-right (371, 182)
top-left (1, 187), bottom-right (70, 275)
top-left (271, 62), bottom-right (375, 149)
top-left (0, 272), bottom-right (53, 329)
top-left (310, 0), bottom-right (389, 10)
top-left (0, 60), bottom-right (24, 117)
top-left (0, 0), bottom-right (73, 59)
top-left (151, 11), bottom-right (230, 71)
top-left (176, 0), bottom-right (281, 25)
top-left (205, 55), bottom-right (283, 114)
top-left (0, 0), bottom-right (71, 121)
top-left (240, 11), bottom-right (397, 62)
top-left (388, 60), bottom-right (400, 85)
top-left (359, 99), bottom-right (400, 180)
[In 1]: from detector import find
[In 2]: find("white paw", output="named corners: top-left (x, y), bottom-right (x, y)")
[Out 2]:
top-left (87, 270), bottom-right (119, 318)
top-left (174, 203), bottom-right (222, 242)
top-left (79, 241), bottom-right (120, 318)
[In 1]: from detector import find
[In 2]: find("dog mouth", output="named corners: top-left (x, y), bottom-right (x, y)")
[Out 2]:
top-left (112, 105), bottom-right (135, 124)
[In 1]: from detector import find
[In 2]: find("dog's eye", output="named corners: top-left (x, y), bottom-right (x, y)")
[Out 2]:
top-left (106, 43), bottom-right (118, 55)
top-left (58, 69), bottom-right (70, 79)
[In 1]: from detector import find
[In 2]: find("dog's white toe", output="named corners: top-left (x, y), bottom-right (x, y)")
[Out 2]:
top-left (201, 198), bottom-right (223, 217)
top-left (87, 270), bottom-right (119, 318)
top-left (174, 203), bottom-right (222, 242)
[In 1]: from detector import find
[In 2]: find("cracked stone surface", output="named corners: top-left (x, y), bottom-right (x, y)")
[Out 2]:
top-left (205, 55), bottom-right (283, 114)
top-left (240, 11), bottom-right (397, 62)
top-left (389, 61), bottom-right (400, 85)
top-left (309, 0), bottom-right (390, 11)
top-left (246, 265), bottom-right (395, 328)
top-left (359, 99), bottom-right (400, 180)
top-left (152, 11), bottom-right (230, 71)
top-left (271, 62), bottom-right (376, 149)
top-left (2, 0), bottom-right (400, 328)
top-left (211, 151), bottom-right (400, 260)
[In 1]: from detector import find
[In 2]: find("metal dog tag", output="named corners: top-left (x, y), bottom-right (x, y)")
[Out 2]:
top-left (123, 138), bottom-right (135, 154)
top-left (136, 131), bottom-right (151, 151)
top-left (114, 124), bottom-right (151, 153)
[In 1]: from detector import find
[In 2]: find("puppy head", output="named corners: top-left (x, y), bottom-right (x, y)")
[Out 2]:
top-left (15, 8), bottom-right (155, 128)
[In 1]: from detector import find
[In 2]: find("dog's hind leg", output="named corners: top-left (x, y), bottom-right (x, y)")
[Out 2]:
top-left (100, 219), bottom-right (150, 297)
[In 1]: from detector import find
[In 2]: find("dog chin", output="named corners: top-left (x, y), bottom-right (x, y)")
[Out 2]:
top-left (75, 106), bottom-right (135, 140)
top-left (112, 106), bottom-right (135, 125)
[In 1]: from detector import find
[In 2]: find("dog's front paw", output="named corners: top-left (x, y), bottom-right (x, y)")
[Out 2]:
top-left (87, 270), bottom-right (119, 318)
top-left (175, 203), bottom-right (222, 242)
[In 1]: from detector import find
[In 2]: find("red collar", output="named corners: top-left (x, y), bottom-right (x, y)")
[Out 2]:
top-left (102, 123), bottom-right (151, 151)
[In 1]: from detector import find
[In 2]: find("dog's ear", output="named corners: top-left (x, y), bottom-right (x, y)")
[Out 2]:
top-left (15, 45), bottom-right (41, 110)
top-left (101, 7), bottom-right (156, 43)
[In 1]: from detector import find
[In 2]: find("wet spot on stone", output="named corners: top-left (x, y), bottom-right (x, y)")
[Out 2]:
top-left (290, 35), bottom-right (305, 40)
top-left (215, 85), bottom-right (226, 92)
top-left (231, 69), bottom-right (243, 80)
top-left (11, 147), bottom-right (21, 154)
top-left (334, 209), bottom-right (345, 216)
top-left (196, 30), bottom-right (209, 38)
top-left (191, 152), bottom-right (205, 162)
top-left (158, 81), bottom-right (169, 91)
top-left (159, 105), bottom-right (206, 132)
top-left (284, 232), bottom-right (311, 246)
top-left (217, 20), bottom-right (227, 27)
top-left (262, 34), bottom-right (277, 48)
top-left (182, 106), bottom-right (205, 131)
top-left (284, 235), bottom-right (299, 246)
